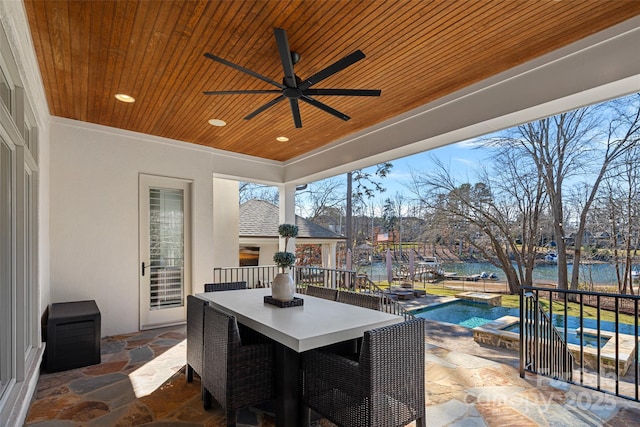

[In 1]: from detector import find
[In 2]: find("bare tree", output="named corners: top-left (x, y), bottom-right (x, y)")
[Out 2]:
top-left (409, 152), bottom-right (545, 294)
top-left (239, 182), bottom-right (279, 204)
top-left (295, 177), bottom-right (344, 222)
top-left (602, 145), bottom-right (640, 294)
top-left (490, 94), bottom-right (640, 290)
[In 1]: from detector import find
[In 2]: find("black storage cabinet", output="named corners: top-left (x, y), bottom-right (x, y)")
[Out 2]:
top-left (46, 300), bottom-right (101, 372)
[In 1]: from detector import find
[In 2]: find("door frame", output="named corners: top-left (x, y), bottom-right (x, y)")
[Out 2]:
top-left (139, 174), bottom-right (192, 330)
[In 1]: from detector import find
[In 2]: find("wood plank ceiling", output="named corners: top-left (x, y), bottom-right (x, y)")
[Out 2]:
top-left (24, 0), bottom-right (640, 162)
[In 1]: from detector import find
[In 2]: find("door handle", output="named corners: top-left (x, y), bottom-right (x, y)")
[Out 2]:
top-left (142, 261), bottom-right (148, 276)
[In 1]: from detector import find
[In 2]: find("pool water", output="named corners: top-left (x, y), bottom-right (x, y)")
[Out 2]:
top-left (415, 300), bottom-right (517, 327)
top-left (415, 300), bottom-right (636, 348)
top-left (415, 300), bottom-right (520, 328)
top-left (503, 324), bottom-right (610, 348)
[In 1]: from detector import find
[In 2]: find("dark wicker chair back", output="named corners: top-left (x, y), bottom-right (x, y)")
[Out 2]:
top-left (302, 318), bottom-right (426, 427)
top-left (186, 295), bottom-right (207, 382)
top-left (202, 305), bottom-right (275, 426)
top-left (306, 285), bottom-right (338, 301)
top-left (204, 281), bottom-right (247, 292)
top-left (336, 290), bottom-right (382, 311)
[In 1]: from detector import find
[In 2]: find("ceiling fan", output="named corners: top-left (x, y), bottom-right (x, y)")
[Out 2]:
top-left (203, 28), bottom-right (381, 128)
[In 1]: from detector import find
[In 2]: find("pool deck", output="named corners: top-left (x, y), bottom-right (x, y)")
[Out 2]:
top-left (399, 293), bottom-right (640, 426)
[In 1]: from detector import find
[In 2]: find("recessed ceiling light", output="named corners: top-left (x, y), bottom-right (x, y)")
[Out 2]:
top-left (114, 93), bottom-right (135, 103)
top-left (276, 136), bottom-right (289, 142)
top-left (208, 119), bottom-right (227, 127)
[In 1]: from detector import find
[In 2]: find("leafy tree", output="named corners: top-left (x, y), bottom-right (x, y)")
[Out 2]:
top-left (345, 162), bottom-right (393, 253)
top-left (382, 197), bottom-right (398, 253)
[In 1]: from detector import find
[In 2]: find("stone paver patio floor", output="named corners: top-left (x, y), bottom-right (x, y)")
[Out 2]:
top-left (24, 321), bottom-right (640, 426)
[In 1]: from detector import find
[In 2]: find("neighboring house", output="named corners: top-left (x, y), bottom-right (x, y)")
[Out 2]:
top-left (592, 231), bottom-right (613, 247)
top-left (239, 199), bottom-right (344, 268)
top-left (592, 231), bottom-right (611, 240)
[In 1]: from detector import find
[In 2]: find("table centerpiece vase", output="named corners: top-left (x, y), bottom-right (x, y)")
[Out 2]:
top-left (272, 223), bottom-right (298, 301)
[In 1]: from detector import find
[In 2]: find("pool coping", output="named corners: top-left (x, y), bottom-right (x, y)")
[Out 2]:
top-left (405, 291), bottom-right (504, 314)
top-left (473, 315), bottom-right (638, 375)
top-left (455, 291), bottom-right (503, 306)
top-left (403, 295), bottom-right (458, 313)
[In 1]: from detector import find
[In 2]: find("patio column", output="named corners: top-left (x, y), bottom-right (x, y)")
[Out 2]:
top-left (278, 183), bottom-right (297, 251)
top-left (213, 177), bottom-right (239, 267)
top-left (321, 243), bottom-right (336, 269)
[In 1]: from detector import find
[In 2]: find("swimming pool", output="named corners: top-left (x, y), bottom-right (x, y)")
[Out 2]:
top-left (415, 300), bottom-right (516, 328)
top-left (414, 300), bottom-right (638, 348)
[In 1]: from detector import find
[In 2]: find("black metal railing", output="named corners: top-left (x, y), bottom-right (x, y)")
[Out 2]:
top-left (211, 266), bottom-right (412, 320)
top-left (520, 286), bottom-right (640, 402)
top-left (213, 265), bottom-right (357, 291)
top-left (294, 266), bottom-right (356, 290)
top-left (520, 290), bottom-right (574, 382)
top-left (354, 274), bottom-right (414, 320)
top-left (213, 265), bottom-right (278, 288)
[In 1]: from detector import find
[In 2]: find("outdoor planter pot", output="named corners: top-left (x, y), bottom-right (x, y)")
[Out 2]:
top-left (272, 272), bottom-right (295, 301)
top-left (272, 223), bottom-right (298, 301)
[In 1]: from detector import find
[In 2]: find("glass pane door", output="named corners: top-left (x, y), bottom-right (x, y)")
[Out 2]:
top-left (149, 187), bottom-right (184, 310)
top-left (139, 175), bottom-right (191, 329)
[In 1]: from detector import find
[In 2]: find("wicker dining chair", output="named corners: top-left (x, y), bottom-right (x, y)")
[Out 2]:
top-left (306, 285), bottom-right (338, 301)
top-left (202, 304), bottom-right (275, 427)
top-left (336, 289), bottom-right (382, 310)
top-left (302, 318), bottom-right (426, 427)
top-left (204, 281), bottom-right (247, 292)
top-left (186, 295), bottom-right (207, 383)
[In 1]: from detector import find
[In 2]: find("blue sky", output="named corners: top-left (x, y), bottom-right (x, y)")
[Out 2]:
top-left (295, 138), bottom-right (496, 217)
top-left (356, 138), bottom-right (493, 205)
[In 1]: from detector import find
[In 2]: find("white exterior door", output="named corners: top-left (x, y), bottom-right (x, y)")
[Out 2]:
top-left (139, 174), bottom-right (191, 329)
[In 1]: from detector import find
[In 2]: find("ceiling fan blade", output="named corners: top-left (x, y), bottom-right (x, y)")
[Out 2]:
top-left (301, 96), bottom-right (350, 121)
top-left (203, 90), bottom-right (282, 95)
top-left (299, 50), bottom-right (366, 91)
top-left (289, 99), bottom-right (302, 128)
top-left (304, 88), bottom-right (381, 96)
top-left (204, 52), bottom-right (285, 89)
top-left (274, 28), bottom-right (297, 88)
top-left (244, 95), bottom-right (285, 120)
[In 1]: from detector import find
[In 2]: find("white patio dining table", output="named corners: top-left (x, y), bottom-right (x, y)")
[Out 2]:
top-left (196, 287), bottom-right (404, 427)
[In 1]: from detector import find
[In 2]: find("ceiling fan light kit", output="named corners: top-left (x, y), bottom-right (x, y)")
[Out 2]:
top-left (204, 28), bottom-right (381, 128)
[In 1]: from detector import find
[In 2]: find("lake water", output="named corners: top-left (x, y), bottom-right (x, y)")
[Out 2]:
top-left (358, 260), bottom-right (628, 286)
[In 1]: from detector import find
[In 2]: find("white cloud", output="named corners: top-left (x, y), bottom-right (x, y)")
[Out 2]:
top-left (456, 137), bottom-right (484, 149)
top-left (453, 157), bottom-right (476, 166)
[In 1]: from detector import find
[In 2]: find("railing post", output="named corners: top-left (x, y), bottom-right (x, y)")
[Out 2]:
top-left (519, 285), bottom-right (640, 399)
top-left (519, 288), bottom-right (525, 378)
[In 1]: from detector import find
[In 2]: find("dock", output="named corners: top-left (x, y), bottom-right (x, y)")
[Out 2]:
top-left (443, 273), bottom-right (482, 281)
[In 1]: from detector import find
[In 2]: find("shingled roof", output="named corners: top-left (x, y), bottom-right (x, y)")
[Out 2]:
top-left (239, 199), bottom-right (343, 240)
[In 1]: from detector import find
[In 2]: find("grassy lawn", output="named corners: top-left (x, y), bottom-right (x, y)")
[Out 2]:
top-left (403, 283), bottom-right (640, 326)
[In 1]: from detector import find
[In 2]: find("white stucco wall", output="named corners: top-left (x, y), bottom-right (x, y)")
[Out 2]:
top-left (49, 120), bottom-right (245, 336)
top-left (212, 178), bottom-right (240, 271)
top-left (259, 243), bottom-right (278, 266)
